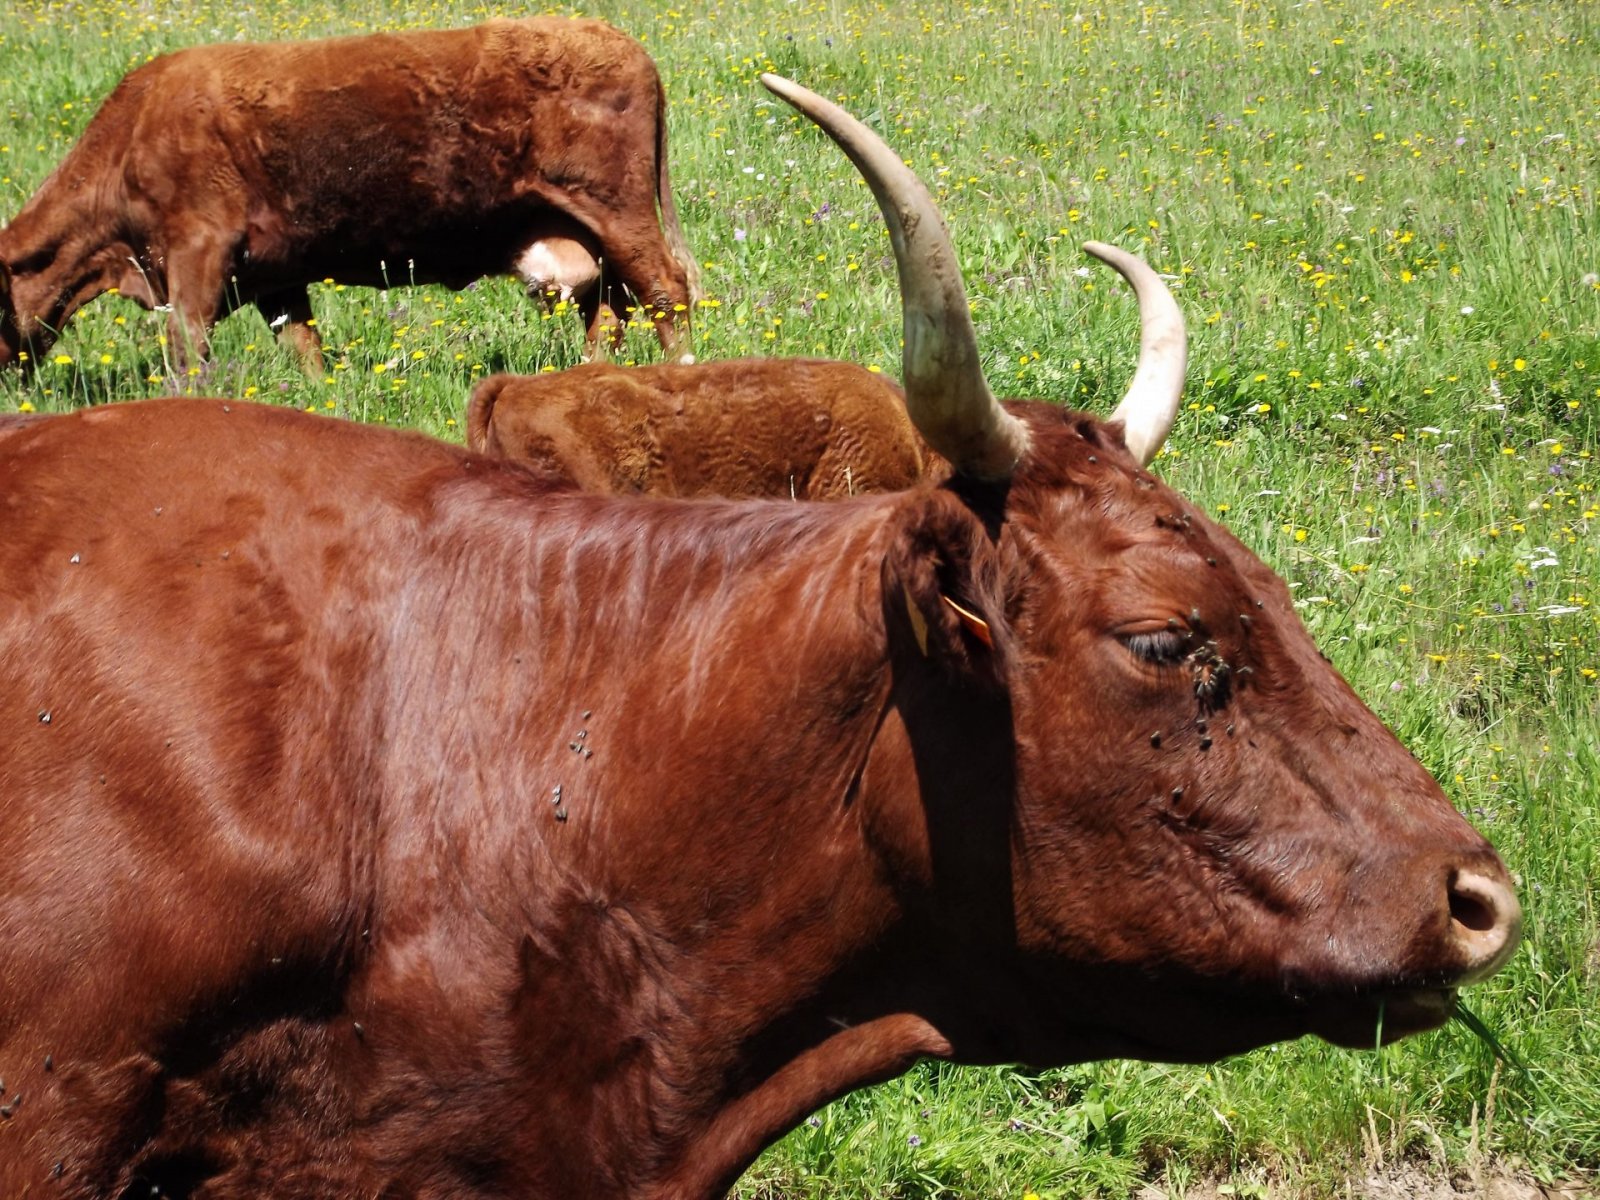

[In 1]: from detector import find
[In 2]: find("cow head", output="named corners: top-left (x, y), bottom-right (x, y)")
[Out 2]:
top-left (0, 254), bottom-right (62, 373)
top-left (763, 75), bottom-right (1519, 1064)
top-left (0, 256), bottom-right (18, 368)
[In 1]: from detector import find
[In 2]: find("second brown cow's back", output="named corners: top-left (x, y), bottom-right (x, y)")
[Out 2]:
top-left (467, 359), bottom-right (934, 499)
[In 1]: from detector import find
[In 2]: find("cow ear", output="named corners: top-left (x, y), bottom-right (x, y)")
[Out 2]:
top-left (882, 491), bottom-right (1008, 684)
top-left (466, 373), bottom-right (513, 454)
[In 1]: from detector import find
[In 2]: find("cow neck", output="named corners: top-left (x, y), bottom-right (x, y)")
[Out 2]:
top-left (389, 484), bottom-right (936, 1195)
top-left (643, 648), bottom-right (924, 1198)
top-left (613, 504), bottom-right (1017, 1198)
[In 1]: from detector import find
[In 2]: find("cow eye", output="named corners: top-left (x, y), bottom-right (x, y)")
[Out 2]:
top-left (1121, 627), bottom-right (1191, 665)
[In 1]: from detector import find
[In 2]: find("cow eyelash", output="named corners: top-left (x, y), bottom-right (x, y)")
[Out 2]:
top-left (1121, 629), bottom-right (1191, 665)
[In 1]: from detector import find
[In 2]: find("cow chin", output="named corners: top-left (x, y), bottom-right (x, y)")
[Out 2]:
top-left (1306, 985), bottom-right (1458, 1049)
top-left (1080, 985), bottom-right (1459, 1064)
top-left (976, 953), bottom-right (1468, 1068)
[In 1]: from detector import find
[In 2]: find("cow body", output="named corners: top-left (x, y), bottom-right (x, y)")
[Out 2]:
top-left (0, 396), bottom-right (1520, 1199)
top-left (467, 359), bottom-right (931, 498)
top-left (0, 76), bottom-right (1519, 1199)
top-left (0, 18), bottom-right (696, 372)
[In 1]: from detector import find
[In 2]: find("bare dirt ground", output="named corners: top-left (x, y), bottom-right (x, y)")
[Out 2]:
top-left (1134, 1164), bottom-right (1596, 1200)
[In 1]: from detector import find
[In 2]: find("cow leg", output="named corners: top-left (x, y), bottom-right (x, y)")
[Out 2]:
top-left (256, 286), bottom-right (325, 375)
top-left (162, 232), bottom-right (231, 375)
top-left (589, 218), bottom-right (694, 363)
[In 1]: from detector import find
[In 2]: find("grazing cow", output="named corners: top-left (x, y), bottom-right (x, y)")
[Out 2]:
top-left (0, 77), bottom-right (1519, 1199)
top-left (0, 17), bottom-right (698, 375)
top-left (467, 358), bottom-right (932, 498)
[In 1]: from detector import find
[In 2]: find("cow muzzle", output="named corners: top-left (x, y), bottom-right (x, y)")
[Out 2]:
top-left (1308, 861), bottom-right (1520, 1048)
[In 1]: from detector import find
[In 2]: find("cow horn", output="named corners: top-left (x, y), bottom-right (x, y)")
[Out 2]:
top-left (1083, 241), bottom-right (1187, 467)
top-left (761, 74), bottom-right (1029, 481)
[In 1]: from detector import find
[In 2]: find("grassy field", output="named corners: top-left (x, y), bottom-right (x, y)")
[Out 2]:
top-left (1, 0), bottom-right (1596, 1194)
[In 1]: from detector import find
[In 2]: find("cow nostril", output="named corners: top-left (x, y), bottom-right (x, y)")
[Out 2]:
top-left (1445, 869), bottom-right (1521, 983)
top-left (1449, 886), bottom-right (1495, 934)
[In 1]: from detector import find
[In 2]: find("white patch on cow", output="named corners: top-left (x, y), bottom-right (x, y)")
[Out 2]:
top-left (515, 238), bottom-right (600, 305)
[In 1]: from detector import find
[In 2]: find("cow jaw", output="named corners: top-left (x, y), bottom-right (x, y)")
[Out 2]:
top-left (0, 264), bottom-right (34, 368)
top-left (0, 257), bottom-right (14, 365)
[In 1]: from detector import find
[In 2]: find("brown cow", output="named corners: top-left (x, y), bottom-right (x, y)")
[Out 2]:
top-left (0, 77), bottom-right (1518, 1198)
top-left (467, 358), bottom-right (931, 498)
top-left (463, 238), bottom-right (1181, 500)
top-left (0, 17), bottom-right (698, 375)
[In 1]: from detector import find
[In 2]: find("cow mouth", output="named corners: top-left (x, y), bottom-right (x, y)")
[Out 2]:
top-left (1079, 984), bottom-right (1461, 1065)
top-left (1306, 985), bottom-right (1458, 1049)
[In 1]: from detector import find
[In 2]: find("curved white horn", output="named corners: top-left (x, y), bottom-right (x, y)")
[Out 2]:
top-left (761, 73), bottom-right (1029, 480)
top-left (1084, 241), bottom-right (1187, 467)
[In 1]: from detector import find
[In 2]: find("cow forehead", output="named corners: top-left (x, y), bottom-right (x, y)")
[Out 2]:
top-left (1001, 409), bottom-right (1223, 554)
top-left (993, 407), bottom-right (1299, 623)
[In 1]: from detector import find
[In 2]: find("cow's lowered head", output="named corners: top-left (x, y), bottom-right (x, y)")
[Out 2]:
top-left (0, 255), bottom-right (19, 367)
top-left (761, 73), bottom-right (1519, 1064)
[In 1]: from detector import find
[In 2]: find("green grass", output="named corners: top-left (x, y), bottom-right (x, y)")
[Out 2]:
top-left (2, 0), bottom-right (1596, 1194)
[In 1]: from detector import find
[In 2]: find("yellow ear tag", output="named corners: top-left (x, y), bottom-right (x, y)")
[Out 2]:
top-left (941, 595), bottom-right (993, 649)
top-left (902, 582), bottom-right (930, 656)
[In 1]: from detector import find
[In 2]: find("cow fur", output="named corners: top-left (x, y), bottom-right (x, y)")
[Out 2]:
top-left (466, 359), bottom-right (934, 498)
top-left (0, 18), bottom-right (698, 374)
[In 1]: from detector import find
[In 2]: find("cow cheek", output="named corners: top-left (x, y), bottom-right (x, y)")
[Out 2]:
top-left (1002, 694), bottom-right (1201, 964)
top-left (1006, 683), bottom-right (1307, 980)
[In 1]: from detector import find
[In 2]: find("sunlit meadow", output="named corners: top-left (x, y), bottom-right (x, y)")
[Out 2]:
top-left (1, 0), bottom-right (1595, 1194)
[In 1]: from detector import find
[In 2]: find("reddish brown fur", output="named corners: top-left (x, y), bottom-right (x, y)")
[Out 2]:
top-left (0, 18), bottom-right (697, 373)
top-left (0, 397), bottom-right (1514, 1197)
top-left (0, 411), bottom-right (46, 435)
top-left (467, 359), bottom-right (934, 498)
